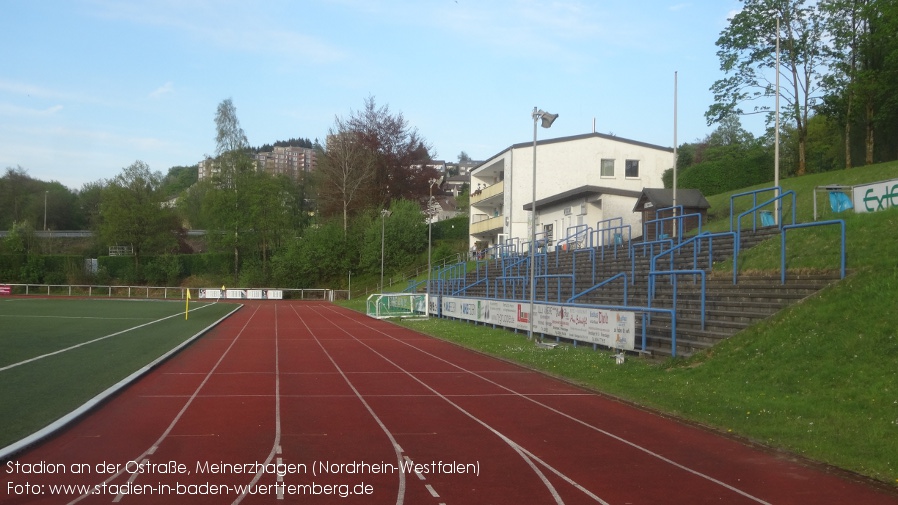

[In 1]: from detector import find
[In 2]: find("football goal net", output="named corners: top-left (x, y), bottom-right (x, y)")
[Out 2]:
top-left (366, 293), bottom-right (428, 319)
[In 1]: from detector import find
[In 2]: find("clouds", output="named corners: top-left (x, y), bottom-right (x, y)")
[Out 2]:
top-left (4, 0), bottom-right (747, 190)
top-left (85, 0), bottom-right (347, 64)
top-left (0, 103), bottom-right (64, 117)
top-left (149, 82), bottom-right (174, 99)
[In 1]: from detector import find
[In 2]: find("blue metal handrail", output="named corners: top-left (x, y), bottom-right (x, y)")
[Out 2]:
top-left (567, 272), bottom-right (628, 306)
top-left (591, 223), bottom-right (632, 261)
top-left (556, 224), bottom-right (592, 251)
top-left (733, 190), bottom-right (797, 284)
top-left (781, 220), bottom-right (846, 283)
top-left (631, 238), bottom-right (673, 286)
top-left (730, 186), bottom-right (781, 231)
top-left (536, 273), bottom-right (575, 303)
top-left (648, 269), bottom-right (707, 331)
top-left (644, 212), bottom-right (703, 246)
top-left (649, 231), bottom-right (736, 295)
top-left (452, 276), bottom-right (488, 297)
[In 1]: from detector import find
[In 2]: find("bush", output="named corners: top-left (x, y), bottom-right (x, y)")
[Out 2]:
top-left (432, 215), bottom-right (469, 240)
top-left (144, 255), bottom-right (183, 286)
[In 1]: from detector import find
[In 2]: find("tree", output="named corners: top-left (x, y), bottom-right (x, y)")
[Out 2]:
top-left (0, 166), bottom-right (39, 229)
top-left (208, 98), bottom-right (253, 283)
top-left (707, 0), bottom-right (827, 175)
top-left (358, 199), bottom-right (426, 275)
top-left (318, 114), bottom-right (376, 233)
top-left (162, 165), bottom-right (198, 198)
top-left (99, 160), bottom-right (178, 267)
top-left (0, 167), bottom-right (83, 231)
top-left (347, 96), bottom-right (437, 208)
top-left (77, 180), bottom-right (106, 231)
top-left (821, 0), bottom-right (898, 166)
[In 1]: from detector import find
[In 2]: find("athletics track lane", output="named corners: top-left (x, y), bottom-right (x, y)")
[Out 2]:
top-left (3, 301), bottom-right (897, 504)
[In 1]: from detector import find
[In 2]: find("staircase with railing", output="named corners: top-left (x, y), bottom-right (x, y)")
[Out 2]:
top-left (424, 187), bottom-right (847, 359)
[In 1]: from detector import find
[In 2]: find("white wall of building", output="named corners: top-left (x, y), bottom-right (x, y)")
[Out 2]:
top-left (470, 132), bottom-right (672, 251)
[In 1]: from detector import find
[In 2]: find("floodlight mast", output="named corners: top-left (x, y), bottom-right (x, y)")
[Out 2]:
top-left (380, 209), bottom-right (391, 292)
top-left (427, 178), bottom-right (440, 317)
top-left (529, 107), bottom-right (557, 341)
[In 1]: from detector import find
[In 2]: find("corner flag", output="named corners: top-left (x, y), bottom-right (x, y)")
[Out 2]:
top-left (185, 289), bottom-right (191, 320)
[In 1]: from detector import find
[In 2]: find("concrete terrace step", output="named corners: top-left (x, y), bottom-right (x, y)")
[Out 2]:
top-left (451, 228), bottom-right (841, 359)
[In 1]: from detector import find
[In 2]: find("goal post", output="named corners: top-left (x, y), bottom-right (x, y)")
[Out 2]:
top-left (366, 293), bottom-right (428, 319)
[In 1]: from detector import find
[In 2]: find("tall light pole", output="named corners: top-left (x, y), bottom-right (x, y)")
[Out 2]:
top-left (44, 190), bottom-right (48, 231)
top-left (774, 18), bottom-right (781, 225)
top-left (529, 107), bottom-right (558, 341)
top-left (673, 71), bottom-right (678, 239)
top-left (380, 209), bottom-right (391, 292)
top-left (427, 177), bottom-right (440, 315)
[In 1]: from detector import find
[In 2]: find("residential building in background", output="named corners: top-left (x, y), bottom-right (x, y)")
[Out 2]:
top-left (253, 146), bottom-right (316, 180)
top-left (197, 146), bottom-right (317, 183)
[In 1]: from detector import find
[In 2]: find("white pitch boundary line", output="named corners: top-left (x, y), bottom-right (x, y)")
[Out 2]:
top-left (0, 304), bottom-right (242, 462)
top-left (64, 304), bottom-right (260, 505)
top-left (0, 303), bottom-right (216, 373)
top-left (291, 305), bottom-right (407, 505)
top-left (327, 305), bottom-right (773, 505)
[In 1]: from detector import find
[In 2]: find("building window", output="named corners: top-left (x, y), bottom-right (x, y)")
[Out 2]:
top-left (600, 159), bottom-right (615, 177)
top-left (625, 159), bottom-right (639, 178)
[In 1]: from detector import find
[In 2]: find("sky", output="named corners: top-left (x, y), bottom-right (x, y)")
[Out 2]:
top-left (1, 0), bottom-right (753, 190)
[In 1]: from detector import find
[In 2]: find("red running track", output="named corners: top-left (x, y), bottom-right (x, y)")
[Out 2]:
top-left (3, 301), bottom-right (897, 504)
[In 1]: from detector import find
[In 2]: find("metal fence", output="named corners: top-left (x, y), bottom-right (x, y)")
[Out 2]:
top-left (0, 284), bottom-right (349, 301)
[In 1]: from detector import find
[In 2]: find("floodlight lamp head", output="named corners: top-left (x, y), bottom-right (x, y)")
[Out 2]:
top-left (532, 108), bottom-right (558, 128)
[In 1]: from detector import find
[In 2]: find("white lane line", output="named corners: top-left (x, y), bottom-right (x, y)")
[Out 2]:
top-left (425, 484), bottom-right (440, 498)
top-left (328, 305), bottom-right (772, 505)
top-left (233, 304), bottom-right (283, 505)
top-left (276, 457), bottom-right (285, 500)
top-left (313, 306), bottom-right (569, 505)
top-left (112, 458), bottom-right (148, 503)
top-left (291, 305), bottom-right (406, 505)
top-left (66, 304), bottom-right (262, 505)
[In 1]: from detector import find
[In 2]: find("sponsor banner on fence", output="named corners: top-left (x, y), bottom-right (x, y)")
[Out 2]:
top-left (438, 295), bottom-right (634, 350)
top-left (853, 178), bottom-right (898, 213)
top-left (200, 288), bottom-right (284, 300)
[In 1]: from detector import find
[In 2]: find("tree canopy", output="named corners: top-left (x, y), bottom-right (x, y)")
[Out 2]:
top-left (98, 160), bottom-right (178, 266)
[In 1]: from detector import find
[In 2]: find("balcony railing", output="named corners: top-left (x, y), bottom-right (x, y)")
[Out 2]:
top-left (471, 215), bottom-right (504, 234)
top-left (470, 180), bottom-right (504, 206)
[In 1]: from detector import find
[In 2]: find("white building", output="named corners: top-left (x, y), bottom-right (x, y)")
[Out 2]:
top-left (469, 132), bottom-right (674, 252)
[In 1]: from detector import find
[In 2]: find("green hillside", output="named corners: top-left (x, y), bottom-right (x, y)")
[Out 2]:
top-left (354, 162), bottom-right (898, 487)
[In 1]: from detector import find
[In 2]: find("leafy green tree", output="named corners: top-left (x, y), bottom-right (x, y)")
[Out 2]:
top-left (162, 165), bottom-right (198, 198)
top-left (206, 98), bottom-right (253, 283)
top-left (270, 219), bottom-right (354, 288)
top-left (358, 199), bottom-right (426, 276)
top-left (0, 166), bottom-right (36, 228)
top-left (77, 180), bottom-right (106, 231)
top-left (99, 160), bottom-right (178, 267)
top-left (1, 167), bottom-right (92, 231)
top-left (708, 0), bottom-right (827, 176)
top-left (318, 113), bottom-right (376, 233)
top-left (821, 0), bottom-right (898, 166)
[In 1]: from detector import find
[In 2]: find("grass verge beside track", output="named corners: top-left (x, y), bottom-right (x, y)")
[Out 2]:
top-left (338, 163), bottom-right (898, 487)
top-left (0, 299), bottom-right (239, 450)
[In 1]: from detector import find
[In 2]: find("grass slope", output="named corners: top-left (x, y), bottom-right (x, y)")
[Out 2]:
top-left (343, 162), bottom-right (898, 486)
